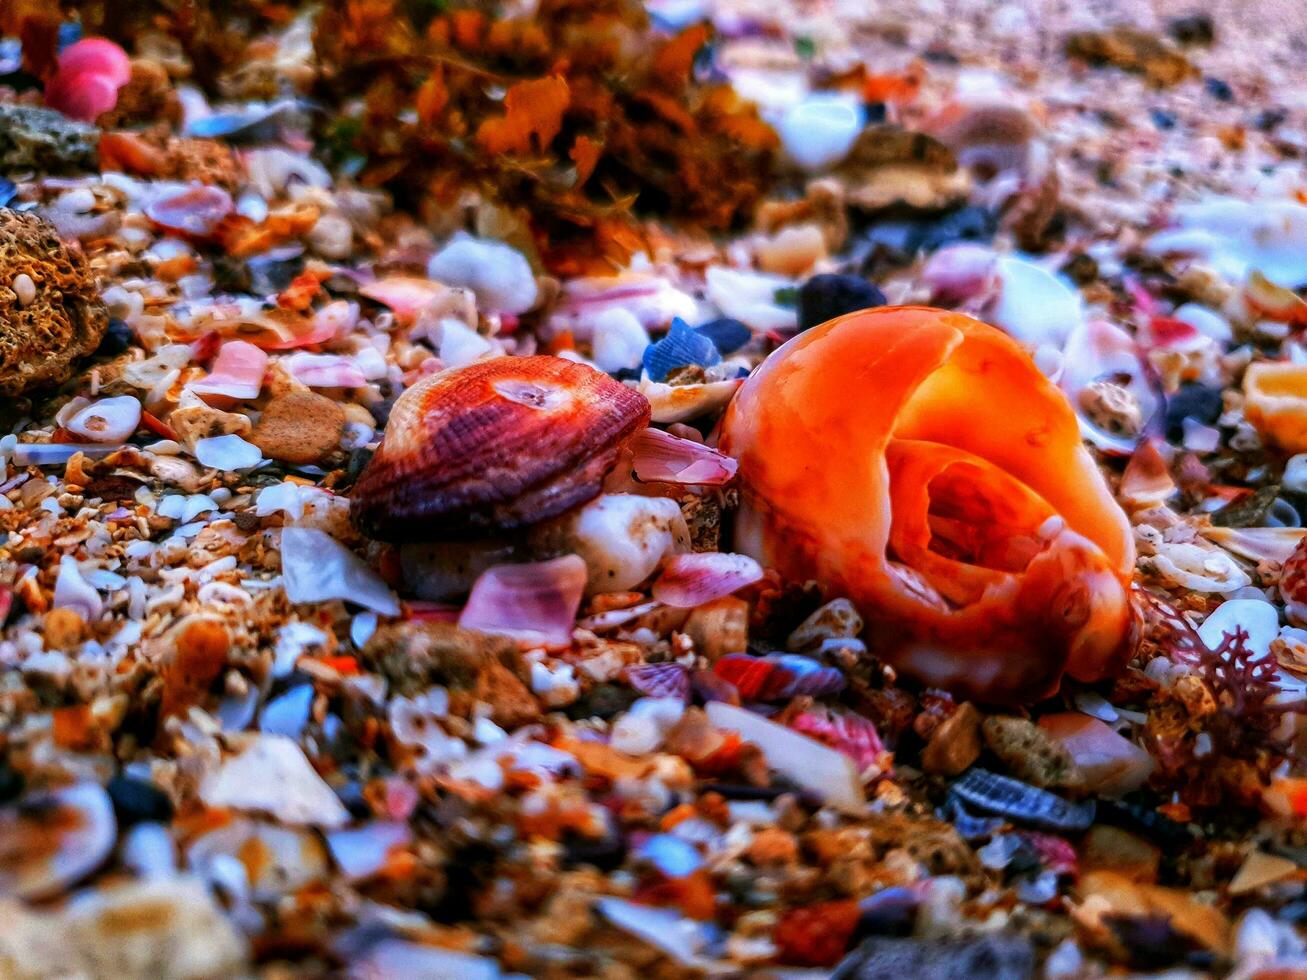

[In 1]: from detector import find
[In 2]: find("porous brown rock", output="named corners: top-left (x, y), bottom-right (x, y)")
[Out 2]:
top-left (0, 210), bottom-right (108, 396)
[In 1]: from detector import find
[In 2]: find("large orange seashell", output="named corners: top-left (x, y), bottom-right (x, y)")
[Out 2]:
top-left (352, 356), bottom-right (649, 540)
top-left (719, 306), bottom-right (1135, 704)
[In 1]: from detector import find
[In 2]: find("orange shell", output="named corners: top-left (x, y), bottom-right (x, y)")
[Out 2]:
top-left (719, 306), bottom-right (1135, 704)
top-left (351, 356), bottom-right (649, 540)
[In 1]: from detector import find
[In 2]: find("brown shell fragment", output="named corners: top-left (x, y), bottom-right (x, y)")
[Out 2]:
top-left (351, 356), bottom-right (650, 540)
top-left (0, 210), bottom-right (108, 397)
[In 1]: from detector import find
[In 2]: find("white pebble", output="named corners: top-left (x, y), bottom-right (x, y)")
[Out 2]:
top-left (1284, 454), bottom-right (1307, 494)
top-left (436, 317), bottom-right (495, 368)
top-left (591, 307), bottom-right (651, 373)
top-left (12, 273), bottom-right (35, 307)
top-left (308, 211), bottom-right (354, 259)
top-left (195, 434), bottom-right (263, 471)
top-left (56, 187), bottom-right (96, 214)
top-left (777, 93), bottom-right (865, 172)
top-left (427, 234), bottom-right (538, 315)
top-left (1174, 302), bottom-right (1233, 344)
top-left (533, 493), bottom-right (690, 592)
top-left (610, 711), bottom-right (663, 754)
top-left (1198, 598), bottom-right (1280, 659)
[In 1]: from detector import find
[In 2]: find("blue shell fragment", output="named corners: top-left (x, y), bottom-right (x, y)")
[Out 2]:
top-left (185, 100), bottom-right (304, 142)
top-left (951, 768), bottom-right (1096, 832)
top-left (0, 177), bottom-right (16, 209)
top-left (643, 317), bottom-right (721, 382)
top-left (694, 317), bottom-right (751, 355)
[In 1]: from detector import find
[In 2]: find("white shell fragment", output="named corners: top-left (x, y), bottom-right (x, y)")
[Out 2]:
top-left (427, 234), bottom-right (538, 315)
top-left (1148, 197), bottom-right (1307, 288)
top-left (706, 701), bottom-right (866, 814)
top-left (280, 526), bottom-right (400, 615)
top-left (592, 307), bottom-right (652, 374)
top-left (200, 734), bottom-right (349, 827)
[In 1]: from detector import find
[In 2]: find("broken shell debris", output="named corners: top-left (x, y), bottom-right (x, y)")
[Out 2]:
top-left (1, 0), bottom-right (1307, 977)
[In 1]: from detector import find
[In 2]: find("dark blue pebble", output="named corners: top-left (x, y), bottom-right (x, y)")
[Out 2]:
top-left (1150, 108), bottom-right (1177, 130)
top-left (1164, 383), bottom-right (1223, 440)
top-left (916, 205), bottom-right (997, 253)
top-left (1204, 77), bottom-right (1234, 102)
top-left (106, 774), bottom-right (173, 825)
top-left (96, 318), bottom-right (134, 357)
top-left (694, 317), bottom-right (751, 355)
top-left (797, 274), bottom-right (886, 331)
top-left (0, 176), bottom-right (16, 209)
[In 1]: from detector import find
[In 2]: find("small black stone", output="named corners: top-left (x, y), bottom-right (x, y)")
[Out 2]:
top-left (106, 774), bottom-right (173, 826)
top-left (1204, 77), bottom-right (1234, 102)
top-left (0, 762), bottom-right (24, 804)
top-left (346, 447), bottom-right (374, 484)
top-left (1164, 382), bottom-right (1223, 440)
top-left (96, 318), bottom-right (134, 357)
top-left (797, 274), bottom-right (886, 331)
top-left (1060, 252), bottom-right (1100, 286)
top-left (1168, 13), bottom-right (1214, 46)
top-left (566, 682), bottom-right (636, 721)
top-left (695, 317), bottom-right (751, 355)
top-left (1256, 108), bottom-right (1288, 131)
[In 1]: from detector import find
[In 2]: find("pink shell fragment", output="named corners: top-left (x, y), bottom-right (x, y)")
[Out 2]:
top-left (651, 552), bottom-right (763, 608)
top-left (284, 353), bottom-right (367, 388)
top-left (359, 276), bottom-right (448, 325)
top-left (459, 555), bottom-right (587, 649)
top-left (787, 706), bottom-right (885, 772)
top-left (145, 185), bottom-right (235, 237)
top-left (190, 340), bottom-right (268, 401)
top-left (1038, 712), bottom-right (1154, 797)
top-left (629, 427), bottom-right (738, 486)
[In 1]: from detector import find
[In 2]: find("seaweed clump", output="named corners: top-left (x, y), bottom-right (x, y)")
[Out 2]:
top-left (310, 0), bottom-right (779, 273)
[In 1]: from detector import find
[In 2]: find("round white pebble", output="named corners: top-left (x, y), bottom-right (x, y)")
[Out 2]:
top-left (427, 235), bottom-right (538, 315)
top-left (12, 273), bottom-right (36, 307)
top-left (591, 307), bottom-right (651, 373)
top-left (777, 93), bottom-right (865, 172)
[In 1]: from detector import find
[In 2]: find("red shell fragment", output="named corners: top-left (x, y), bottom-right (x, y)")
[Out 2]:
top-left (351, 355), bottom-right (650, 540)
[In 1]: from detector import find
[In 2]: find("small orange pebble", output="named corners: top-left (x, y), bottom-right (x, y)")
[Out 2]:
top-left (51, 704), bottom-right (97, 751)
top-left (276, 269), bottom-right (330, 312)
top-left (659, 802), bottom-right (697, 831)
top-left (154, 254), bottom-right (199, 282)
top-left (160, 617), bottom-right (230, 719)
top-left (1158, 801), bottom-right (1192, 824)
top-left (43, 607), bottom-right (86, 650)
top-left (747, 827), bottom-right (799, 866)
top-left (720, 306), bottom-right (1135, 705)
